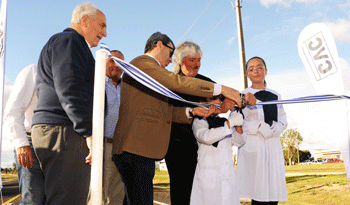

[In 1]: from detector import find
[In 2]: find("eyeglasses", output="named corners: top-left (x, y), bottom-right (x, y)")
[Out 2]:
top-left (163, 44), bottom-right (174, 58)
top-left (247, 66), bottom-right (265, 73)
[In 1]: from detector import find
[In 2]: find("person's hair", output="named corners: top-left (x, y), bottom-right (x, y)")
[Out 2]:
top-left (173, 41), bottom-right (203, 74)
top-left (246, 56), bottom-right (267, 87)
top-left (110, 50), bottom-right (124, 58)
top-left (71, 2), bottom-right (98, 24)
top-left (144, 32), bottom-right (174, 54)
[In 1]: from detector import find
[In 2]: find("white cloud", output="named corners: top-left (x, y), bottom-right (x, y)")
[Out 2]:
top-left (324, 19), bottom-right (350, 43)
top-left (260, 0), bottom-right (319, 8)
top-left (260, 0), bottom-right (292, 8)
top-left (227, 36), bottom-right (235, 46)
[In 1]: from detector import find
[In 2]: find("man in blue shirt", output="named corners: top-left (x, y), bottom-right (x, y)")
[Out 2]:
top-left (102, 50), bottom-right (125, 205)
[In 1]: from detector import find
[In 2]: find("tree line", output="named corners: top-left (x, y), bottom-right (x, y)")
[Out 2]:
top-left (281, 128), bottom-right (311, 165)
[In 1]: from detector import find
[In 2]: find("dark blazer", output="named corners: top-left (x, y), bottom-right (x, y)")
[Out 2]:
top-left (112, 54), bottom-right (215, 159)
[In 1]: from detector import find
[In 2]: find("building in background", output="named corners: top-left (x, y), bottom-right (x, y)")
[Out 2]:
top-left (313, 149), bottom-right (343, 160)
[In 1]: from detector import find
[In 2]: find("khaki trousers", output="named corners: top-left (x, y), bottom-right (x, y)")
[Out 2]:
top-left (32, 124), bottom-right (90, 205)
top-left (87, 138), bottom-right (125, 205)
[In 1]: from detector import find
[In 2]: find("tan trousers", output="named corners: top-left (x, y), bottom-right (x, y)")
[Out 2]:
top-left (87, 139), bottom-right (125, 205)
top-left (32, 124), bottom-right (90, 205)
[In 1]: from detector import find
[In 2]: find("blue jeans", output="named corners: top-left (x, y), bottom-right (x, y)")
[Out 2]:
top-left (14, 136), bottom-right (46, 205)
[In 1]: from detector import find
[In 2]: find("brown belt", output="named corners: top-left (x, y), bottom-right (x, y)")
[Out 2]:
top-left (105, 138), bottom-right (113, 143)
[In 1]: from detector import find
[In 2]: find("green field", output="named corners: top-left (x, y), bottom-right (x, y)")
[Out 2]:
top-left (285, 163), bottom-right (346, 174)
top-left (154, 163), bottom-right (350, 205)
top-left (3, 164), bottom-right (349, 204)
top-left (1, 173), bottom-right (18, 183)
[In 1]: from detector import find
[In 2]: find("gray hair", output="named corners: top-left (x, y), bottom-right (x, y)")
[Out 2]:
top-left (173, 41), bottom-right (202, 74)
top-left (71, 2), bottom-right (98, 24)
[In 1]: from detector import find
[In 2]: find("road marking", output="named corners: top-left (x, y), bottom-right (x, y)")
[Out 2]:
top-left (3, 193), bottom-right (170, 205)
top-left (3, 194), bottom-right (21, 205)
top-left (154, 200), bottom-right (169, 205)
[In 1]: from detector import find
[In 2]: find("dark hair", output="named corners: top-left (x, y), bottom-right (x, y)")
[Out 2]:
top-left (144, 32), bottom-right (175, 54)
top-left (246, 56), bottom-right (266, 71)
top-left (246, 56), bottom-right (267, 87)
top-left (110, 50), bottom-right (124, 58)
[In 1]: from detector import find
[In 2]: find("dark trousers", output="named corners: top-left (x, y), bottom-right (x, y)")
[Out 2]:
top-left (32, 125), bottom-right (91, 205)
top-left (113, 152), bottom-right (155, 205)
top-left (252, 200), bottom-right (278, 205)
top-left (165, 139), bottom-right (198, 205)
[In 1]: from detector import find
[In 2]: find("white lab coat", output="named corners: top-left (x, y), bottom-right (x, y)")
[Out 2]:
top-left (190, 116), bottom-right (246, 205)
top-left (236, 87), bottom-right (288, 202)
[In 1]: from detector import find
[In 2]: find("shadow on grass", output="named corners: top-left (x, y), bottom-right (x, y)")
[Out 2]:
top-left (154, 183), bottom-right (170, 189)
top-left (286, 175), bottom-right (326, 184)
top-left (290, 184), bottom-right (324, 194)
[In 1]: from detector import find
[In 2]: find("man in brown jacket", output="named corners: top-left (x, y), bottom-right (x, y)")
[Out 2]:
top-left (112, 32), bottom-right (242, 205)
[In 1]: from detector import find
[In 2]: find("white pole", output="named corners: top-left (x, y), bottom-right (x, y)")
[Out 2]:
top-left (91, 49), bottom-right (108, 204)
top-left (234, 0), bottom-right (248, 89)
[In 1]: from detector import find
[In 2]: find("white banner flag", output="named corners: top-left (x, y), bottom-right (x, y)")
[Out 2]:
top-left (298, 22), bottom-right (350, 178)
top-left (0, 0), bottom-right (8, 190)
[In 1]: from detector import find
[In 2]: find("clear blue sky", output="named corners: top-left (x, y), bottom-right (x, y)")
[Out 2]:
top-left (2, 0), bottom-right (350, 167)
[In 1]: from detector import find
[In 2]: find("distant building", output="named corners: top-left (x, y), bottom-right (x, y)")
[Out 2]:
top-left (313, 149), bottom-right (343, 160)
top-left (155, 159), bottom-right (168, 171)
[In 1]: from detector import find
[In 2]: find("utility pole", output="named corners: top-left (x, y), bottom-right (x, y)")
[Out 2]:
top-left (233, 0), bottom-right (248, 89)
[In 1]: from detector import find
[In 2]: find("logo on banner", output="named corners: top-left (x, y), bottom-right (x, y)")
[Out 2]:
top-left (300, 31), bottom-right (338, 81)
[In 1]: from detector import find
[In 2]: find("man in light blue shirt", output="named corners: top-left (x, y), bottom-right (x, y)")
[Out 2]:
top-left (103, 50), bottom-right (125, 205)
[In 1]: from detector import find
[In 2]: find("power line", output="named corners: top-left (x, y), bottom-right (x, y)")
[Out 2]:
top-left (199, 7), bottom-right (234, 45)
top-left (177, 0), bottom-right (215, 45)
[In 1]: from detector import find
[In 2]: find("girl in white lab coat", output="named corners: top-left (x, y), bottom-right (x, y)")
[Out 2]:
top-left (236, 56), bottom-right (288, 204)
top-left (190, 95), bottom-right (246, 205)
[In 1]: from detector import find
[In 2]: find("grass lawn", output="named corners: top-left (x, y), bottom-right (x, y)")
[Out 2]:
top-left (281, 163), bottom-right (350, 205)
top-left (284, 163), bottom-right (346, 174)
top-left (1, 173), bottom-right (18, 183)
top-left (280, 174), bottom-right (350, 205)
top-left (154, 163), bottom-right (350, 204)
top-left (154, 168), bottom-right (170, 189)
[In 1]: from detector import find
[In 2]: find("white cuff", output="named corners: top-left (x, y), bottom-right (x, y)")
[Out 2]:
top-left (258, 122), bottom-right (273, 139)
top-left (185, 107), bottom-right (192, 119)
top-left (12, 137), bottom-right (30, 149)
top-left (213, 84), bottom-right (222, 96)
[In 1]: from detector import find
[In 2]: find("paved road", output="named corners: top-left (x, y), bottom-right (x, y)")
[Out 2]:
top-left (1, 181), bottom-right (21, 205)
top-left (2, 181), bottom-right (172, 205)
top-left (2, 181), bottom-right (252, 205)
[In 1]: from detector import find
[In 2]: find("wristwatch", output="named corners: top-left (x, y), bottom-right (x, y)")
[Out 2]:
top-left (189, 108), bottom-right (194, 117)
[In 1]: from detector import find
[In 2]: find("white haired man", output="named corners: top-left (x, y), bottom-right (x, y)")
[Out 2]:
top-left (165, 41), bottom-right (218, 205)
top-left (31, 2), bottom-right (107, 204)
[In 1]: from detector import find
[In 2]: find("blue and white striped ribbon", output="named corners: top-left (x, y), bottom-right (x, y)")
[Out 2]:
top-left (100, 44), bottom-right (350, 108)
top-left (257, 94), bottom-right (350, 105)
top-left (100, 44), bottom-right (214, 108)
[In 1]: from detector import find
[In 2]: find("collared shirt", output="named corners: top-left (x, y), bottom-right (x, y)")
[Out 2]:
top-left (85, 40), bottom-right (92, 53)
top-left (3, 64), bottom-right (38, 149)
top-left (145, 53), bottom-right (160, 66)
top-left (104, 76), bottom-right (121, 139)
